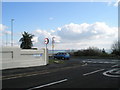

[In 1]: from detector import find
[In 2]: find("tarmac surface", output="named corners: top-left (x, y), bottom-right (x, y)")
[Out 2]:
top-left (1, 57), bottom-right (120, 89)
top-left (2, 58), bottom-right (84, 78)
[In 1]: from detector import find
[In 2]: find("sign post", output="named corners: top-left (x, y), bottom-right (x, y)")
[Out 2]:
top-left (44, 38), bottom-right (49, 65)
top-left (44, 38), bottom-right (49, 49)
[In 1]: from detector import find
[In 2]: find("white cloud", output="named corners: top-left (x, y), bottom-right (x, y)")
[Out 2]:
top-left (33, 29), bottom-right (61, 44)
top-left (0, 24), bottom-right (8, 31)
top-left (32, 22), bottom-right (118, 50)
top-left (57, 22), bottom-right (117, 41)
top-left (4, 30), bottom-right (11, 34)
top-left (54, 22), bottom-right (118, 49)
top-left (50, 30), bottom-right (55, 33)
top-left (107, 0), bottom-right (120, 7)
top-left (32, 36), bottom-right (38, 44)
top-left (0, 24), bottom-right (11, 36)
top-left (114, 0), bottom-right (120, 6)
top-left (35, 29), bottom-right (52, 38)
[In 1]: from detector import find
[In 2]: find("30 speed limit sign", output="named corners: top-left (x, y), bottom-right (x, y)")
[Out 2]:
top-left (44, 38), bottom-right (49, 44)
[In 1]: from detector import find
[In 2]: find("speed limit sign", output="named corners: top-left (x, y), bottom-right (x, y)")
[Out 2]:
top-left (44, 38), bottom-right (49, 44)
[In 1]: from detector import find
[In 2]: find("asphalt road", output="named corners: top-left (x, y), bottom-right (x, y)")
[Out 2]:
top-left (2, 58), bottom-right (120, 89)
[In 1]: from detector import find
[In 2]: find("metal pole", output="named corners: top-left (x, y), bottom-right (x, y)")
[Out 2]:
top-left (52, 37), bottom-right (55, 55)
top-left (11, 19), bottom-right (14, 47)
top-left (46, 44), bottom-right (47, 49)
top-left (6, 32), bottom-right (8, 46)
top-left (52, 37), bottom-right (53, 55)
top-left (45, 44), bottom-right (48, 65)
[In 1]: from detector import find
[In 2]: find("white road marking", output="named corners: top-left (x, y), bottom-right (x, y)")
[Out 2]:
top-left (83, 69), bottom-right (105, 76)
top-left (82, 60), bottom-right (117, 64)
top-left (27, 79), bottom-right (68, 90)
top-left (112, 60), bottom-right (119, 62)
top-left (99, 62), bottom-right (103, 63)
top-left (103, 62), bottom-right (108, 63)
top-left (111, 64), bottom-right (119, 68)
top-left (82, 61), bottom-right (86, 63)
top-left (103, 69), bottom-right (120, 77)
top-left (81, 63), bottom-right (87, 66)
top-left (87, 61), bottom-right (92, 63)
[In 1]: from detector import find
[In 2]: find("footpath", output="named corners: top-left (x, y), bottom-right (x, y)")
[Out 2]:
top-left (1, 59), bottom-right (84, 80)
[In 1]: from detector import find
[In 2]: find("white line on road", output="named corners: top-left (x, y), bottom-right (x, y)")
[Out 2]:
top-left (27, 79), bottom-right (68, 90)
top-left (103, 69), bottom-right (120, 77)
top-left (111, 64), bottom-right (119, 68)
top-left (83, 69), bottom-right (105, 76)
top-left (112, 60), bottom-right (119, 62)
top-left (81, 63), bottom-right (87, 66)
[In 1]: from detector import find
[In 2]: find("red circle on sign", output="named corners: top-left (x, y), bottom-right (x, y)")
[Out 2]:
top-left (44, 38), bottom-right (49, 44)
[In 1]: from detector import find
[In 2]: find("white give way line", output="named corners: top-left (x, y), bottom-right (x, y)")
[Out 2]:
top-left (83, 69), bottom-right (105, 76)
top-left (27, 79), bottom-right (68, 90)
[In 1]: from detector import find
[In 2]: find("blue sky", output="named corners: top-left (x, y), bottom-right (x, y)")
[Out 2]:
top-left (3, 2), bottom-right (117, 30)
top-left (1, 2), bottom-right (118, 50)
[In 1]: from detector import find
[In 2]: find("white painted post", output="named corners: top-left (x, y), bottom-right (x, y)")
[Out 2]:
top-left (45, 47), bottom-right (49, 65)
top-left (44, 38), bottom-right (49, 65)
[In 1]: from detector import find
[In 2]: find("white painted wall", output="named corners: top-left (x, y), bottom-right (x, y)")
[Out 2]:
top-left (0, 47), bottom-right (49, 70)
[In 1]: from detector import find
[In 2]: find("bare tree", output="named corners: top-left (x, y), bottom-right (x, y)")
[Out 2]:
top-left (111, 40), bottom-right (120, 56)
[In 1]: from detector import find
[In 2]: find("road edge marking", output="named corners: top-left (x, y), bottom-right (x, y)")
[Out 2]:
top-left (111, 64), bottom-right (118, 68)
top-left (27, 79), bottom-right (68, 90)
top-left (83, 69), bottom-right (105, 76)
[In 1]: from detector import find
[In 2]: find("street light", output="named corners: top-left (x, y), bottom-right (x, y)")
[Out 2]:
top-left (11, 19), bottom-right (14, 46)
top-left (52, 37), bottom-right (55, 55)
top-left (5, 32), bottom-right (8, 46)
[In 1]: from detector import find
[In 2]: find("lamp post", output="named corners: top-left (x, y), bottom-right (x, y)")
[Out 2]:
top-left (11, 19), bottom-right (14, 47)
top-left (52, 37), bottom-right (55, 55)
top-left (5, 32), bottom-right (8, 46)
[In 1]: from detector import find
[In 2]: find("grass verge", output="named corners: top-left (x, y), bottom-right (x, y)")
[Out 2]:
top-left (49, 59), bottom-right (65, 64)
